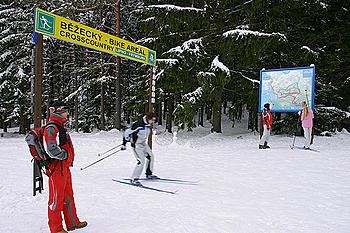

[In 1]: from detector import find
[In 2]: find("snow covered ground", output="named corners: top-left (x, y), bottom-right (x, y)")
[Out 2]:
top-left (1, 118), bottom-right (350, 233)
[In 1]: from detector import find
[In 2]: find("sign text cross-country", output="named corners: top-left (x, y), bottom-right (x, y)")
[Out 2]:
top-left (34, 8), bottom-right (156, 66)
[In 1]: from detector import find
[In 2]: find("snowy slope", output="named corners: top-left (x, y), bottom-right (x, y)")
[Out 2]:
top-left (1, 121), bottom-right (350, 233)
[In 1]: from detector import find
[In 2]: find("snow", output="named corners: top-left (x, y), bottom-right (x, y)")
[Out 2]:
top-left (223, 29), bottom-right (287, 42)
top-left (232, 70), bottom-right (260, 84)
top-left (141, 16), bottom-right (155, 22)
top-left (1, 116), bottom-right (350, 233)
top-left (0, 50), bottom-right (11, 61)
top-left (17, 68), bottom-right (26, 78)
top-left (157, 58), bottom-right (179, 67)
top-left (318, 1), bottom-right (328, 9)
top-left (1, 28), bottom-right (10, 35)
top-left (318, 107), bottom-right (350, 117)
top-left (345, 77), bottom-right (350, 84)
top-left (164, 38), bottom-right (203, 56)
top-left (210, 56), bottom-right (230, 76)
top-left (198, 71), bottom-right (215, 77)
top-left (180, 38), bottom-right (203, 54)
top-left (146, 4), bottom-right (204, 12)
top-left (183, 87), bottom-right (203, 104)
top-left (0, 33), bottom-right (20, 44)
top-left (301, 46), bottom-right (319, 57)
top-left (136, 37), bottom-right (158, 44)
top-left (0, 8), bottom-right (16, 16)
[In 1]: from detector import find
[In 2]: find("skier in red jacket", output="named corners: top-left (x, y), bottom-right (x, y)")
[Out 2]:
top-left (43, 100), bottom-right (87, 233)
top-left (259, 103), bottom-right (273, 149)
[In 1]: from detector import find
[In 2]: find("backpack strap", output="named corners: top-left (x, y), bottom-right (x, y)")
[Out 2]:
top-left (45, 122), bottom-right (67, 146)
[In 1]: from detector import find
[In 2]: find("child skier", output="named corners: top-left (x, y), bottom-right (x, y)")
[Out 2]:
top-left (300, 101), bottom-right (314, 149)
top-left (259, 103), bottom-right (273, 149)
top-left (43, 100), bottom-right (87, 233)
top-left (121, 113), bottom-right (158, 186)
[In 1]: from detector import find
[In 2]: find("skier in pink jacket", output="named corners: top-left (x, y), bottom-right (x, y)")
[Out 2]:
top-left (300, 101), bottom-right (314, 149)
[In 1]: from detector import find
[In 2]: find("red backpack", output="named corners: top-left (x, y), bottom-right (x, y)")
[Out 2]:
top-left (25, 123), bottom-right (59, 175)
top-left (25, 126), bottom-right (49, 167)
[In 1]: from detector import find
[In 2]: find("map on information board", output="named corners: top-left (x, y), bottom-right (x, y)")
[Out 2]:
top-left (259, 66), bottom-right (315, 112)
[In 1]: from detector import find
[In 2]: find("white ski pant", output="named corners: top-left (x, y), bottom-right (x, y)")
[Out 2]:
top-left (131, 144), bottom-right (155, 180)
top-left (260, 125), bottom-right (271, 145)
top-left (303, 127), bottom-right (312, 148)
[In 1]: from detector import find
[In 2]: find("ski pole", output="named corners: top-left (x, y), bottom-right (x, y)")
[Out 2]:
top-left (98, 144), bottom-right (122, 157)
top-left (80, 149), bottom-right (122, 171)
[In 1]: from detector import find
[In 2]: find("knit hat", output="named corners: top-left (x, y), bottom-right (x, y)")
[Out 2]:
top-left (264, 103), bottom-right (270, 110)
top-left (49, 100), bottom-right (69, 114)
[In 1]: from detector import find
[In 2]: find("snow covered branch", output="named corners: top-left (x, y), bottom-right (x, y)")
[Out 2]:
top-left (223, 29), bottom-right (287, 42)
top-left (164, 38), bottom-right (204, 56)
top-left (157, 58), bottom-right (179, 67)
top-left (136, 37), bottom-right (158, 44)
top-left (230, 70), bottom-right (260, 84)
top-left (182, 87), bottom-right (203, 104)
top-left (146, 4), bottom-right (204, 12)
top-left (301, 46), bottom-right (319, 57)
top-left (210, 56), bottom-right (230, 76)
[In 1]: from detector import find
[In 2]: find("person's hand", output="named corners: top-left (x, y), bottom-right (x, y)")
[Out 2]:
top-left (121, 145), bottom-right (126, 151)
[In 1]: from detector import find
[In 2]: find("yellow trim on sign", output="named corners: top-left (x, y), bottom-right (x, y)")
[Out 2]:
top-left (34, 8), bottom-right (156, 66)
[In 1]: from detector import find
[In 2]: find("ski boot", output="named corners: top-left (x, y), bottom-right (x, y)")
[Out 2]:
top-left (146, 174), bottom-right (159, 179)
top-left (67, 221), bottom-right (88, 231)
top-left (130, 179), bottom-right (143, 186)
top-left (57, 230), bottom-right (68, 233)
top-left (259, 145), bottom-right (264, 149)
top-left (264, 142), bottom-right (270, 149)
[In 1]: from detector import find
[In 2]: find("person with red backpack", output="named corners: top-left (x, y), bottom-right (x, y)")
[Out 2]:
top-left (43, 100), bottom-right (87, 233)
top-left (259, 103), bottom-right (273, 149)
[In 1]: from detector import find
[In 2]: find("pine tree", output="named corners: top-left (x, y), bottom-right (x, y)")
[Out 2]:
top-left (0, 0), bottom-right (32, 133)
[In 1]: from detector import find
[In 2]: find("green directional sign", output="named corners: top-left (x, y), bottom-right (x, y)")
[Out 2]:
top-left (36, 10), bottom-right (55, 35)
top-left (148, 51), bottom-right (156, 66)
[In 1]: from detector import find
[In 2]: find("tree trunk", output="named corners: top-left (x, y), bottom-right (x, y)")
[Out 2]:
top-left (198, 107), bottom-right (204, 127)
top-left (100, 81), bottom-right (105, 130)
top-left (206, 105), bottom-right (212, 122)
top-left (223, 101), bottom-right (227, 114)
top-left (248, 106), bottom-right (253, 130)
top-left (163, 98), bottom-right (167, 120)
top-left (19, 114), bottom-right (29, 134)
top-left (157, 101), bottom-right (163, 125)
top-left (2, 116), bottom-right (7, 133)
top-left (74, 76), bottom-right (79, 132)
top-left (212, 95), bottom-right (222, 133)
top-left (166, 96), bottom-right (173, 133)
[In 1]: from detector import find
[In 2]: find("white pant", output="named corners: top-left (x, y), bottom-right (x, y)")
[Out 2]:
top-left (131, 144), bottom-right (155, 180)
top-left (303, 127), bottom-right (312, 148)
top-left (260, 125), bottom-right (271, 145)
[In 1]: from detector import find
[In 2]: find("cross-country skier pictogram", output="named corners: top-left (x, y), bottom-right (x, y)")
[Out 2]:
top-left (40, 15), bottom-right (52, 30)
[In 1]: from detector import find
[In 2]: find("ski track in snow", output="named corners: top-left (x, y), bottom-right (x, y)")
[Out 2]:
top-left (1, 121), bottom-right (350, 232)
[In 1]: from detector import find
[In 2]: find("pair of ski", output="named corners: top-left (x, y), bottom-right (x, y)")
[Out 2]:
top-left (290, 145), bottom-right (320, 153)
top-left (113, 177), bottom-right (198, 195)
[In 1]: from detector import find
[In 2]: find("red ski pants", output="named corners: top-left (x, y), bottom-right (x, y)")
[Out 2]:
top-left (48, 165), bottom-right (81, 233)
